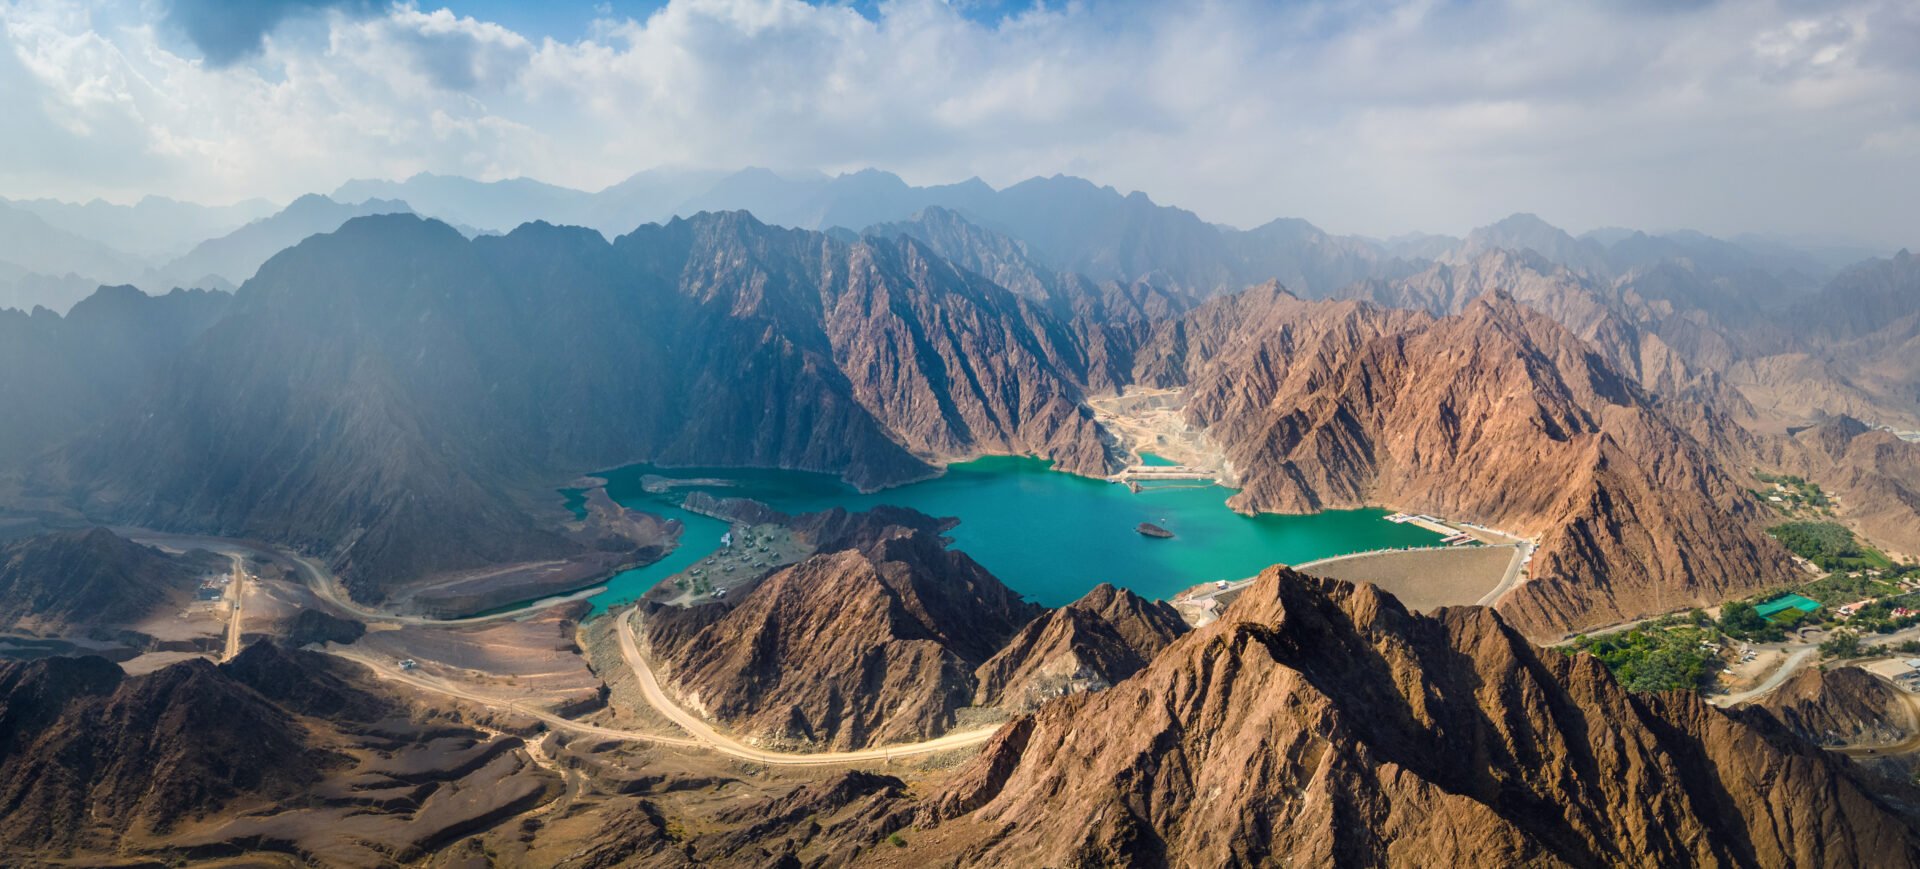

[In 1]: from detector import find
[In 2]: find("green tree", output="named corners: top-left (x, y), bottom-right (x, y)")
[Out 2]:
top-left (1820, 630), bottom-right (1864, 659)
top-left (1720, 601), bottom-right (1766, 634)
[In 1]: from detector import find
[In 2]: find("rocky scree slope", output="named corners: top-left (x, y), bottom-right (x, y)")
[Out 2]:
top-left (923, 568), bottom-right (1920, 867)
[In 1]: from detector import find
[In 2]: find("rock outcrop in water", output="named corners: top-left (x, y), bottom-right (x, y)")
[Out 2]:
top-left (1135, 286), bottom-right (1795, 637)
top-left (918, 568), bottom-right (1919, 867)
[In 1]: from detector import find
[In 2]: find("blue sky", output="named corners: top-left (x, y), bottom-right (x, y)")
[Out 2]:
top-left (1, 0), bottom-right (1915, 247)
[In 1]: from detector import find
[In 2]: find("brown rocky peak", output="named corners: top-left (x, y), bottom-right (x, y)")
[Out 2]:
top-left (922, 568), bottom-right (1918, 867)
top-left (1759, 665), bottom-right (1916, 748)
top-left (1134, 285), bottom-right (1793, 636)
top-left (647, 512), bottom-right (1041, 750)
top-left (972, 582), bottom-right (1188, 712)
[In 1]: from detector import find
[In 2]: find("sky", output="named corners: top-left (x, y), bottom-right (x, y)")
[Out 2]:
top-left (0, 0), bottom-right (1915, 247)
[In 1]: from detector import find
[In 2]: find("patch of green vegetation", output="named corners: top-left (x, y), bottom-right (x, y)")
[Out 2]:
top-left (889, 833), bottom-right (908, 848)
top-left (1753, 471), bottom-right (1835, 516)
top-left (1719, 600), bottom-right (1790, 642)
top-left (1577, 625), bottom-right (1722, 693)
top-left (1799, 571), bottom-right (1903, 606)
top-left (1769, 521), bottom-right (1891, 571)
top-left (1820, 629), bottom-right (1864, 659)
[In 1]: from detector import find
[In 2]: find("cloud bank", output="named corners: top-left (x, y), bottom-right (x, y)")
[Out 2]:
top-left (0, 0), bottom-right (1915, 246)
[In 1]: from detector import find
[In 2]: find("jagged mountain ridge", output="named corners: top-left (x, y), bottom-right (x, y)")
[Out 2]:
top-left (646, 512), bottom-right (1043, 750)
top-left (1135, 286), bottom-right (1795, 636)
top-left (49, 211), bottom-right (1111, 602)
top-left (0, 645), bottom-right (357, 854)
top-left (919, 568), bottom-right (1920, 866)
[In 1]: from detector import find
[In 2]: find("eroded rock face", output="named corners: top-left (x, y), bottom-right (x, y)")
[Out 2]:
top-left (1769, 415), bottom-right (1920, 555)
top-left (1760, 666), bottom-right (1916, 748)
top-left (0, 645), bottom-right (351, 853)
top-left (1136, 286), bottom-right (1795, 637)
top-left (927, 569), bottom-right (1920, 867)
top-left (973, 583), bottom-right (1188, 712)
top-left (647, 512), bottom-right (1041, 750)
top-left (50, 212), bottom-right (1114, 603)
top-left (0, 527), bottom-right (201, 633)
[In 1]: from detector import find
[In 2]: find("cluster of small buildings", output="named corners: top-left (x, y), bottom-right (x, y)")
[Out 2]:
top-left (1863, 657), bottom-right (1920, 692)
top-left (193, 573), bottom-right (230, 603)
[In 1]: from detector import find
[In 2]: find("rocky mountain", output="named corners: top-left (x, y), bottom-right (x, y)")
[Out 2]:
top-left (157, 194), bottom-right (415, 287)
top-left (920, 569), bottom-right (1919, 866)
top-left (1448, 212), bottom-right (1613, 278)
top-left (1137, 287), bottom-right (1795, 636)
top-left (49, 211), bottom-right (1108, 604)
top-left (1760, 666), bottom-right (1915, 748)
top-left (0, 201), bottom-right (148, 292)
top-left (972, 582), bottom-right (1188, 713)
top-left (1769, 416), bottom-right (1920, 554)
top-left (0, 528), bottom-right (202, 634)
top-left (1, 194), bottom-right (276, 260)
top-left (0, 645), bottom-right (355, 855)
top-left (0, 284), bottom-right (232, 468)
top-left (333, 172), bottom-right (595, 235)
top-left (1708, 251), bottom-right (1920, 429)
top-left (645, 511), bottom-right (1041, 750)
top-left (0, 262), bottom-right (110, 315)
top-left (863, 205), bottom-right (1196, 393)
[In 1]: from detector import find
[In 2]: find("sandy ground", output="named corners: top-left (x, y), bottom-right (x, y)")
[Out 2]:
top-left (129, 586), bottom-right (229, 645)
top-left (1089, 387), bottom-right (1229, 474)
top-left (120, 650), bottom-right (211, 675)
top-left (349, 606), bottom-right (604, 714)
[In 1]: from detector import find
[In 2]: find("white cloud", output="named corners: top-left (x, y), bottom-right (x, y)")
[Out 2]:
top-left (0, 0), bottom-right (1914, 247)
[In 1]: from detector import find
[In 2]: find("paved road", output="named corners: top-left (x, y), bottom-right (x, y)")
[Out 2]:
top-left (330, 649), bottom-right (702, 747)
top-left (615, 609), bottom-right (1002, 765)
top-left (1475, 541), bottom-right (1532, 607)
top-left (222, 554), bottom-right (247, 662)
top-left (126, 527), bottom-right (997, 765)
top-left (1710, 647), bottom-right (1818, 707)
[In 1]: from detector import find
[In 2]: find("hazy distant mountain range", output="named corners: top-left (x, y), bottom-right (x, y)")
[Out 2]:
top-left (2, 170), bottom-right (1920, 864)
top-left (0, 167), bottom-right (1895, 316)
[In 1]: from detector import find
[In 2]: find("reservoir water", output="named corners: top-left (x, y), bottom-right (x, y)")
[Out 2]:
top-left (575, 456), bottom-right (1440, 613)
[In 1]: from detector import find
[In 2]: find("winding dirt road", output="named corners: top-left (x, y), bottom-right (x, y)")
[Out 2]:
top-left (123, 530), bottom-right (586, 626)
top-left (323, 619), bottom-right (1002, 767)
top-left (329, 648), bottom-right (702, 748)
top-left (614, 609), bottom-right (1003, 765)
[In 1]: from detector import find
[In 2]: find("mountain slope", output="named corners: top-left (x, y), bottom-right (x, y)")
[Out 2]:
top-left (645, 512), bottom-right (1041, 750)
top-left (158, 194), bottom-right (415, 286)
top-left (0, 285), bottom-right (232, 468)
top-left (0, 528), bottom-right (201, 634)
top-left (0, 646), bottom-right (353, 854)
top-left (53, 212), bottom-right (1111, 602)
top-left (972, 582), bottom-right (1188, 713)
top-left (1137, 287), bottom-right (1794, 636)
top-left (923, 569), bottom-right (1919, 866)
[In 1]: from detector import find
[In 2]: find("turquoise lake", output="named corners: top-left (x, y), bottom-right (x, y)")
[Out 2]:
top-left (575, 456), bottom-right (1441, 613)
